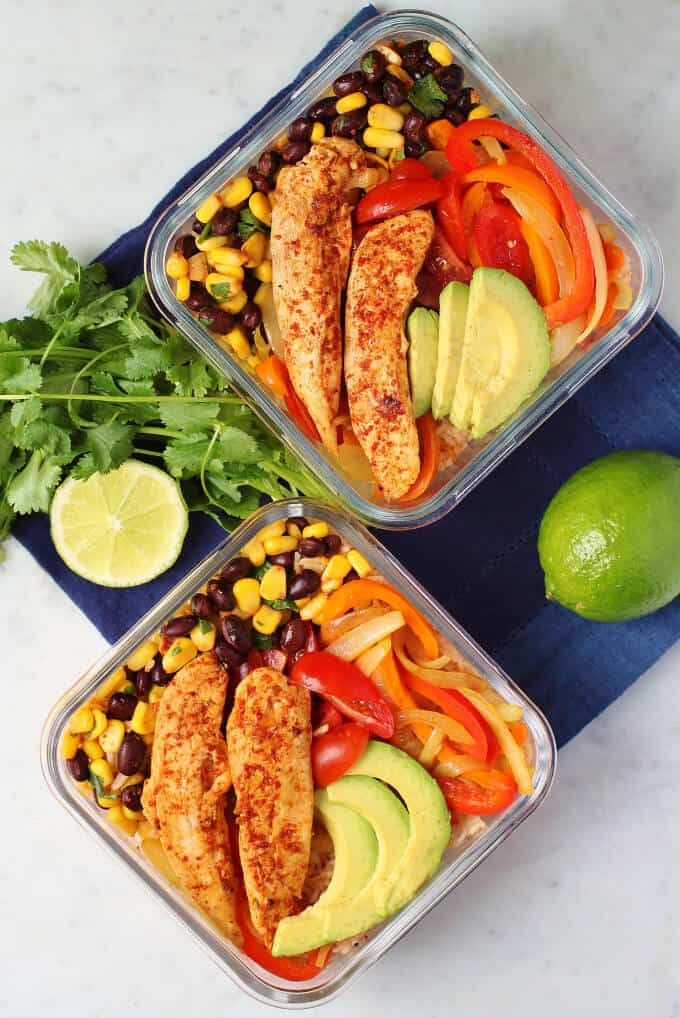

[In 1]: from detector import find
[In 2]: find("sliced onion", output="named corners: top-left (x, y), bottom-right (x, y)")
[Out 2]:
top-left (421, 149), bottom-right (452, 179)
top-left (320, 604), bottom-right (386, 647)
top-left (396, 709), bottom-right (474, 747)
top-left (572, 206), bottom-right (608, 345)
top-left (434, 755), bottom-right (490, 779)
top-left (405, 631), bottom-right (450, 669)
top-left (550, 314), bottom-right (586, 367)
top-left (614, 280), bottom-right (633, 310)
top-left (456, 689), bottom-right (532, 795)
top-left (355, 636), bottom-right (392, 678)
top-left (479, 136), bottom-right (507, 165)
top-left (391, 725), bottom-right (425, 760)
top-left (419, 727), bottom-right (445, 769)
top-left (325, 611), bottom-right (405, 661)
top-left (502, 187), bottom-right (575, 297)
top-left (495, 702), bottom-right (523, 722)
top-left (393, 629), bottom-right (486, 690)
top-left (258, 282), bottom-right (284, 359)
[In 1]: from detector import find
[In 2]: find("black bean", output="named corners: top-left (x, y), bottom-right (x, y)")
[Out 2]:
top-left (198, 307), bottom-right (234, 335)
top-left (220, 615), bottom-right (252, 654)
top-left (306, 97), bottom-right (338, 122)
top-left (287, 515), bottom-right (309, 530)
top-left (324, 534), bottom-right (342, 556)
top-left (247, 167), bottom-right (272, 193)
top-left (361, 49), bottom-right (386, 84)
top-left (67, 749), bottom-right (90, 782)
top-left (258, 149), bottom-right (281, 177)
top-left (118, 733), bottom-right (146, 776)
top-left (268, 551), bottom-right (294, 568)
top-left (435, 64), bottom-right (464, 95)
top-left (220, 557), bottom-right (251, 584)
top-left (185, 282), bottom-right (212, 311)
top-left (175, 234), bottom-right (197, 259)
top-left (243, 273), bottom-right (260, 300)
top-left (191, 216), bottom-right (203, 234)
top-left (331, 109), bottom-right (367, 137)
top-left (333, 71), bottom-right (365, 97)
top-left (299, 537), bottom-right (325, 557)
top-left (162, 614), bottom-right (197, 639)
top-left (451, 87), bottom-right (479, 117)
top-left (214, 637), bottom-right (246, 669)
top-left (282, 141), bottom-right (310, 164)
top-left (381, 76), bottom-right (407, 107)
top-left (239, 301), bottom-right (262, 334)
top-left (191, 593), bottom-right (213, 620)
top-left (405, 138), bottom-right (428, 159)
top-left (289, 569), bottom-right (321, 599)
top-left (135, 669), bottom-right (153, 699)
top-left (403, 110), bottom-right (426, 141)
top-left (207, 579), bottom-right (235, 611)
top-left (344, 567), bottom-right (359, 583)
top-left (279, 618), bottom-right (307, 654)
top-left (150, 656), bottom-right (170, 687)
top-left (443, 103), bottom-right (466, 126)
top-left (361, 81), bottom-right (384, 106)
top-left (121, 783), bottom-right (144, 812)
top-left (210, 207), bottom-right (239, 236)
top-left (107, 692), bottom-right (137, 722)
top-left (400, 40), bottom-right (429, 72)
top-left (412, 54), bottom-right (439, 80)
top-left (288, 117), bottom-right (313, 142)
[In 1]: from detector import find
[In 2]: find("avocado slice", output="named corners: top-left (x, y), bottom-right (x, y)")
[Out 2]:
top-left (407, 308), bottom-right (439, 417)
top-left (451, 267), bottom-right (550, 438)
top-left (348, 742), bottom-right (450, 913)
top-left (272, 793), bottom-right (378, 957)
top-left (431, 281), bottom-right (470, 420)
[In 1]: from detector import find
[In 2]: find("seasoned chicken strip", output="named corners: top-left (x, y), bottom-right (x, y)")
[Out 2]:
top-left (227, 667), bottom-right (313, 947)
top-left (270, 137), bottom-right (378, 452)
top-left (142, 653), bottom-right (242, 946)
top-left (345, 210), bottom-right (435, 499)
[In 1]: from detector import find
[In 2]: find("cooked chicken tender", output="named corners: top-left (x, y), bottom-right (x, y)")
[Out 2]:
top-left (227, 666), bottom-right (313, 947)
top-left (344, 210), bottom-right (435, 499)
top-left (270, 137), bottom-right (378, 452)
top-left (142, 653), bottom-right (241, 946)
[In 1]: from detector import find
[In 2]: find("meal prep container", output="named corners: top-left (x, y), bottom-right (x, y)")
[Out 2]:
top-left (144, 9), bottom-right (663, 531)
top-left (42, 499), bottom-right (556, 1008)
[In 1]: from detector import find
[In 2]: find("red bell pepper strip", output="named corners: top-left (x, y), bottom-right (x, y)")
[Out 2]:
top-left (290, 651), bottom-right (395, 739)
top-left (400, 670), bottom-right (489, 762)
top-left (398, 412), bottom-right (441, 501)
top-left (438, 769), bottom-right (517, 815)
top-left (390, 158), bottom-right (432, 182)
top-left (446, 119), bottom-right (594, 327)
top-left (355, 177), bottom-right (445, 225)
top-left (436, 172), bottom-right (468, 263)
top-left (256, 354), bottom-right (320, 443)
top-left (236, 890), bottom-right (330, 980)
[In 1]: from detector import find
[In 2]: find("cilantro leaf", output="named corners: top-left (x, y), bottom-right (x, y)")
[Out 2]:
top-left (0, 353), bottom-right (42, 394)
top-left (10, 241), bottom-right (81, 318)
top-left (407, 73), bottom-right (448, 118)
top-left (237, 208), bottom-right (268, 241)
top-left (73, 420), bottom-right (134, 475)
top-left (69, 290), bottom-right (128, 331)
top-left (158, 401), bottom-right (221, 433)
top-left (163, 434), bottom-right (212, 477)
top-left (6, 450), bottom-right (62, 513)
top-left (166, 360), bottom-right (214, 398)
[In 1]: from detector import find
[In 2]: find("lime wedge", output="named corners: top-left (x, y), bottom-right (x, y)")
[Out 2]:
top-left (50, 460), bottom-right (188, 587)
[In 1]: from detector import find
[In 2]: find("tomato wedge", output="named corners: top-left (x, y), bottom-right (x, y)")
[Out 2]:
top-left (390, 158), bottom-right (432, 182)
top-left (436, 172), bottom-right (468, 263)
top-left (312, 699), bottom-right (344, 732)
top-left (290, 651), bottom-right (395, 738)
top-left (311, 722), bottom-right (369, 787)
top-left (236, 890), bottom-right (329, 980)
top-left (474, 202), bottom-right (533, 286)
top-left (425, 224), bottom-right (473, 286)
top-left (401, 671), bottom-right (489, 762)
top-left (322, 579), bottom-right (440, 659)
top-left (355, 177), bottom-right (445, 224)
top-left (438, 769), bottom-right (517, 815)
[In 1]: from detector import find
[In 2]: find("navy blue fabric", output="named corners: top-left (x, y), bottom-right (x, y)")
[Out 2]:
top-left (14, 6), bottom-right (680, 747)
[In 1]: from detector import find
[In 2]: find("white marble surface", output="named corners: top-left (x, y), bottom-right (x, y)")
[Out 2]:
top-left (1, 1), bottom-right (679, 1016)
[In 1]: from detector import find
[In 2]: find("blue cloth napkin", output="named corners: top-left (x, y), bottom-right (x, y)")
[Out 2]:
top-left (14, 5), bottom-right (680, 748)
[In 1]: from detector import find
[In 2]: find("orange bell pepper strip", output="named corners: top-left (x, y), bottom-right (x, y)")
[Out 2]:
top-left (462, 164), bottom-right (561, 222)
top-left (446, 119), bottom-right (594, 327)
top-left (256, 353), bottom-right (288, 398)
top-left (507, 719), bottom-right (529, 747)
top-left (377, 650), bottom-right (460, 765)
top-left (322, 579), bottom-right (439, 659)
top-left (604, 241), bottom-right (626, 272)
top-left (519, 220), bottom-right (559, 305)
top-left (461, 181), bottom-right (490, 267)
top-left (426, 118), bottom-right (455, 151)
top-left (398, 412), bottom-right (440, 502)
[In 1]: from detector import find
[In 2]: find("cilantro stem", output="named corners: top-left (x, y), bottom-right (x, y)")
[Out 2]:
top-left (137, 426), bottom-right (183, 439)
top-left (38, 319), bottom-right (67, 369)
top-left (132, 446), bottom-right (165, 458)
top-left (0, 346), bottom-right (94, 358)
top-left (67, 341), bottom-right (129, 430)
top-left (199, 425), bottom-right (221, 508)
top-left (1, 393), bottom-right (241, 404)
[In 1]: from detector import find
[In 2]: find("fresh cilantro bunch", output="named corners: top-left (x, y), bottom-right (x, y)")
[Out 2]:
top-left (0, 241), bottom-right (325, 552)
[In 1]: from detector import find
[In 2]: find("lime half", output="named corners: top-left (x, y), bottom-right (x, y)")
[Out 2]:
top-left (50, 460), bottom-right (188, 587)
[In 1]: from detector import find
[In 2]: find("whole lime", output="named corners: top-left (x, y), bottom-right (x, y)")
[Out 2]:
top-left (537, 450), bottom-right (680, 622)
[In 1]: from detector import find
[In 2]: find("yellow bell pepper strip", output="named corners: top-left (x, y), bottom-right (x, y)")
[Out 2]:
top-left (519, 219), bottom-right (559, 305)
top-left (322, 579), bottom-right (439, 659)
top-left (446, 119), bottom-right (594, 327)
top-left (456, 687), bottom-right (533, 795)
top-left (462, 164), bottom-right (561, 221)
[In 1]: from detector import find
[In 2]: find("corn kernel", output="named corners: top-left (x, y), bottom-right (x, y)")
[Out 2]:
top-left (233, 577), bottom-right (261, 616)
top-left (206, 272), bottom-right (243, 302)
top-left (141, 838), bottom-right (177, 883)
top-left (241, 231), bottom-right (267, 268)
top-left (99, 719), bottom-right (125, 754)
top-left (367, 103), bottom-right (405, 132)
top-left (188, 252), bottom-right (209, 282)
top-left (259, 564), bottom-right (287, 602)
top-left (310, 121), bottom-right (326, 142)
top-left (196, 235), bottom-right (229, 252)
top-left (295, 596), bottom-right (311, 609)
top-left (263, 535), bottom-right (298, 556)
top-left (397, 102), bottom-right (412, 115)
top-left (249, 191), bottom-right (272, 227)
top-left (175, 275), bottom-right (190, 302)
top-left (321, 577), bottom-right (343, 594)
top-left (82, 739), bottom-right (104, 761)
top-left (254, 259), bottom-right (273, 283)
top-left (87, 708), bottom-right (107, 740)
top-left (122, 804), bottom-right (144, 821)
top-left (61, 730), bottom-right (80, 760)
top-left (252, 604), bottom-right (283, 635)
top-left (287, 521), bottom-right (303, 539)
top-left (220, 176), bottom-right (253, 208)
top-left (336, 91), bottom-right (367, 114)
top-left (148, 684), bottom-right (165, 705)
top-left (207, 246), bottom-right (248, 269)
top-left (253, 282), bottom-right (271, 306)
top-left (258, 520), bottom-right (287, 541)
top-left (428, 40), bottom-right (454, 66)
top-left (95, 668), bottom-right (127, 703)
top-left (130, 701), bottom-right (156, 736)
top-left (136, 820), bottom-right (157, 842)
top-left (107, 805), bottom-right (138, 836)
top-left (96, 791), bottom-right (119, 809)
top-left (190, 619), bottom-right (216, 652)
top-left (376, 43), bottom-right (402, 65)
top-left (126, 640), bottom-right (158, 673)
top-left (386, 64), bottom-right (414, 86)
top-left (218, 289), bottom-right (249, 313)
top-left (166, 252), bottom-right (189, 279)
top-left (195, 193), bottom-right (222, 223)
top-left (162, 637), bottom-right (197, 674)
top-left (243, 538), bottom-right (266, 567)
top-left (226, 326), bottom-right (251, 360)
top-left (247, 353), bottom-right (260, 369)
top-left (363, 127), bottom-right (404, 150)
top-left (346, 548), bottom-right (372, 578)
top-left (300, 591), bottom-right (328, 621)
top-left (122, 772), bottom-right (144, 788)
top-left (69, 707), bottom-right (93, 735)
top-left (322, 554), bottom-right (352, 583)
top-left (302, 521), bottom-right (329, 539)
top-left (467, 104), bottom-right (491, 121)
top-left (90, 758), bottom-right (114, 787)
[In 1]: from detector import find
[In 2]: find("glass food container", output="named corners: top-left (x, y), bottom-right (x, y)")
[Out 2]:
top-left (144, 9), bottom-right (663, 530)
top-left (42, 499), bottom-right (557, 1008)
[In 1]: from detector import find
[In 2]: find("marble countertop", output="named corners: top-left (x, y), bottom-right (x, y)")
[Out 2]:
top-left (1, 2), bottom-right (678, 1015)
